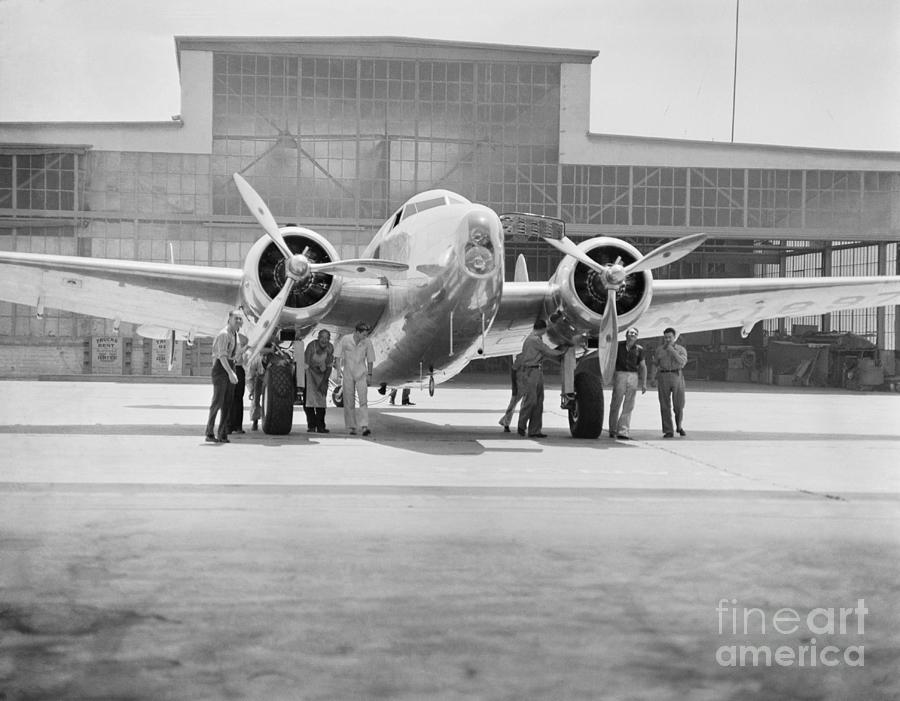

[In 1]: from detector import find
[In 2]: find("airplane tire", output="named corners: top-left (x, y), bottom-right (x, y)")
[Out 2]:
top-left (568, 371), bottom-right (604, 439)
top-left (261, 360), bottom-right (295, 435)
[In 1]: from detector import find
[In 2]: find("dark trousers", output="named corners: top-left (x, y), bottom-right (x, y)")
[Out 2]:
top-left (517, 367), bottom-right (545, 435)
top-left (249, 374), bottom-right (263, 423)
top-left (389, 388), bottom-right (411, 404)
top-left (304, 406), bottom-right (327, 431)
top-left (206, 361), bottom-right (235, 440)
top-left (229, 365), bottom-right (246, 431)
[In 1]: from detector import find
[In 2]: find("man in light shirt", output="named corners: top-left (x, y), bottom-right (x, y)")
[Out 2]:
top-left (205, 309), bottom-right (242, 443)
top-left (654, 326), bottom-right (689, 438)
top-left (336, 322), bottom-right (376, 436)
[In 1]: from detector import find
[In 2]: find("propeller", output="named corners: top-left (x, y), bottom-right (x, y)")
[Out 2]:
top-left (542, 236), bottom-right (609, 276)
top-left (244, 278), bottom-right (296, 366)
top-left (540, 231), bottom-right (707, 382)
top-left (596, 291), bottom-right (619, 384)
top-left (622, 233), bottom-right (707, 275)
top-left (233, 173), bottom-right (293, 260)
top-left (233, 173), bottom-right (410, 364)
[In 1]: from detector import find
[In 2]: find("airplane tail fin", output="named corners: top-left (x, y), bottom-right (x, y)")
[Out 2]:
top-left (514, 254), bottom-right (529, 282)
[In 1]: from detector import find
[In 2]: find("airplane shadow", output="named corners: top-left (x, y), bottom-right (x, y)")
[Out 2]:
top-left (1, 415), bottom-right (895, 457)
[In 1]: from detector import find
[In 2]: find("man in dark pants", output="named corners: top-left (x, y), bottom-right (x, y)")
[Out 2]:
top-left (205, 310), bottom-right (242, 443)
top-left (654, 326), bottom-right (688, 438)
top-left (516, 320), bottom-right (568, 438)
top-left (228, 332), bottom-right (248, 434)
top-left (388, 388), bottom-right (414, 405)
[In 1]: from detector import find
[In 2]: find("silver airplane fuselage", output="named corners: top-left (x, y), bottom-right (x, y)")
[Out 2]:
top-left (361, 190), bottom-right (504, 386)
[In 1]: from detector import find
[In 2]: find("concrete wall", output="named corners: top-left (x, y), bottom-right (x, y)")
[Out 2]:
top-left (0, 51), bottom-right (213, 154)
top-left (559, 65), bottom-right (900, 172)
top-left (0, 339), bottom-right (86, 376)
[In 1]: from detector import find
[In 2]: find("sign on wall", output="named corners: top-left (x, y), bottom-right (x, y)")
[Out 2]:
top-left (150, 339), bottom-right (184, 375)
top-left (91, 336), bottom-right (122, 374)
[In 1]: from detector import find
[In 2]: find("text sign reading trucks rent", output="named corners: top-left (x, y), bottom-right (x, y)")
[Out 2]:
top-left (91, 336), bottom-right (122, 374)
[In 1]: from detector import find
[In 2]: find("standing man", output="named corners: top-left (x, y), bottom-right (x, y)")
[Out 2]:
top-left (336, 322), bottom-right (376, 436)
top-left (304, 329), bottom-right (335, 433)
top-left (517, 320), bottom-right (568, 438)
top-left (654, 326), bottom-right (688, 438)
top-left (608, 327), bottom-right (647, 440)
top-left (205, 310), bottom-right (242, 443)
top-left (228, 330), bottom-right (248, 434)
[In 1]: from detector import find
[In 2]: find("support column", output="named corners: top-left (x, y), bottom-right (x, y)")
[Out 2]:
top-left (820, 242), bottom-right (832, 333)
top-left (777, 243), bottom-right (787, 335)
top-left (876, 242), bottom-right (887, 350)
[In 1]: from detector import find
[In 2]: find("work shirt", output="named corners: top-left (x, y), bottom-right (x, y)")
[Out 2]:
top-left (654, 342), bottom-right (688, 371)
top-left (615, 341), bottom-right (644, 372)
top-left (336, 334), bottom-right (376, 381)
top-left (212, 325), bottom-right (237, 370)
top-left (518, 333), bottom-right (565, 369)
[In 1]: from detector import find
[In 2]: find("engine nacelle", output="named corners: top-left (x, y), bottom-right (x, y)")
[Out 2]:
top-left (549, 237), bottom-right (653, 334)
top-left (240, 226), bottom-right (342, 327)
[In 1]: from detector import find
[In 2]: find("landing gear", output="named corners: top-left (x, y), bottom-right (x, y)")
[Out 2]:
top-left (428, 375), bottom-right (435, 397)
top-left (261, 358), bottom-right (295, 435)
top-left (567, 353), bottom-right (605, 439)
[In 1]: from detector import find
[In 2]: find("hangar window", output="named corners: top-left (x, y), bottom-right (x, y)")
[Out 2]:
top-left (689, 168), bottom-right (744, 228)
top-left (632, 167), bottom-right (686, 227)
top-left (747, 169), bottom-right (802, 228)
top-left (0, 152), bottom-right (78, 211)
top-left (806, 171), bottom-right (862, 229)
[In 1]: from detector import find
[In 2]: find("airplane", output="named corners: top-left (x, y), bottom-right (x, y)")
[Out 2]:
top-left (1, 172), bottom-right (899, 438)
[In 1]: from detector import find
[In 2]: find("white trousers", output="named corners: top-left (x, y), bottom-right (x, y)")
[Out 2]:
top-left (342, 375), bottom-right (369, 429)
top-left (609, 371), bottom-right (639, 436)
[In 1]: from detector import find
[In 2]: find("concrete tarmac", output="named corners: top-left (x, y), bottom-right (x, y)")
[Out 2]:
top-left (1, 378), bottom-right (899, 700)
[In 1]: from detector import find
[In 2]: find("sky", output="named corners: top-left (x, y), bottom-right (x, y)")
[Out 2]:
top-left (0, 0), bottom-right (898, 151)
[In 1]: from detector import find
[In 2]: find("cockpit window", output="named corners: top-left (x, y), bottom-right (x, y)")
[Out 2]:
top-left (401, 196), bottom-right (447, 221)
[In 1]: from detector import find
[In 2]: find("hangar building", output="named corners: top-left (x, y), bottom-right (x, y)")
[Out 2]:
top-left (1, 37), bottom-right (898, 378)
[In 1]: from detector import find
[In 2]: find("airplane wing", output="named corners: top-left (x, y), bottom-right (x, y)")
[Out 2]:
top-left (0, 251), bottom-right (243, 338)
top-left (481, 275), bottom-right (900, 357)
top-left (480, 281), bottom-right (551, 357)
top-left (642, 276), bottom-right (900, 337)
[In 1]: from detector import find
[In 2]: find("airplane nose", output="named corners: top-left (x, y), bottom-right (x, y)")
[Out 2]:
top-left (462, 208), bottom-right (502, 276)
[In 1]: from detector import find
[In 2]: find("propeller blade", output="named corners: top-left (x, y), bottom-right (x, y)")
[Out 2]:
top-left (311, 259), bottom-right (409, 277)
top-left (624, 233), bottom-right (708, 275)
top-left (596, 292), bottom-right (619, 385)
top-left (233, 173), bottom-right (294, 261)
top-left (244, 280), bottom-right (295, 366)
top-left (542, 235), bottom-right (607, 275)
